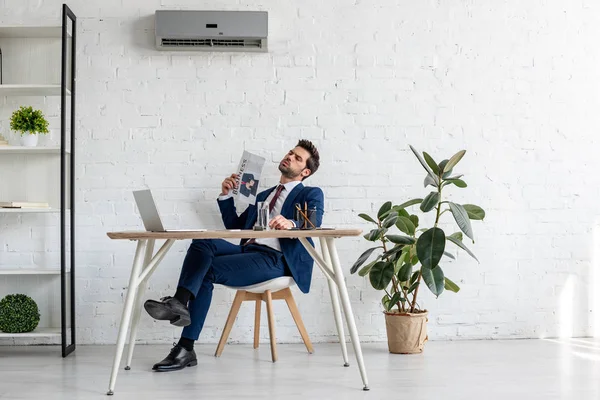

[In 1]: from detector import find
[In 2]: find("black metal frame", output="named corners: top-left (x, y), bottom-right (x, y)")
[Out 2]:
top-left (60, 3), bottom-right (76, 358)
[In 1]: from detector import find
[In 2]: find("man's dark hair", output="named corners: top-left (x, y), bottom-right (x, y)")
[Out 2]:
top-left (297, 139), bottom-right (320, 180)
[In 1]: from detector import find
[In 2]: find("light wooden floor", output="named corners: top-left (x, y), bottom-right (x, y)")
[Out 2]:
top-left (1, 339), bottom-right (599, 399)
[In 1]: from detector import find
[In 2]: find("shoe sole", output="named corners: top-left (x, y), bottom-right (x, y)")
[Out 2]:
top-left (144, 302), bottom-right (191, 327)
top-left (153, 360), bottom-right (198, 372)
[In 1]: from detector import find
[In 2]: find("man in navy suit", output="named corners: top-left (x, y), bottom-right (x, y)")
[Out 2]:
top-left (144, 140), bottom-right (324, 371)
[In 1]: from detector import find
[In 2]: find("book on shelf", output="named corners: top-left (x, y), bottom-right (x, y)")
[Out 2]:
top-left (0, 201), bottom-right (50, 208)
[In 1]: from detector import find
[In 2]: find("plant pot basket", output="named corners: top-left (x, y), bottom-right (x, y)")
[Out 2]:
top-left (384, 310), bottom-right (428, 354)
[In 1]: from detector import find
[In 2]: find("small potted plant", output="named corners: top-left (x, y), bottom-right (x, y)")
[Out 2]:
top-left (351, 145), bottom-right (485, 354)
top-left (10, 106), bottom-right (49, 147)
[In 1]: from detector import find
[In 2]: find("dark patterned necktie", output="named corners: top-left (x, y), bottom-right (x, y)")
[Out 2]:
top-left (268, 185), bottom-right (285, 212)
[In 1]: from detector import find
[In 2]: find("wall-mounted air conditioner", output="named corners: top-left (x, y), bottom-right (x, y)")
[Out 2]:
top-left (155, 10), bottom-right (268, 52)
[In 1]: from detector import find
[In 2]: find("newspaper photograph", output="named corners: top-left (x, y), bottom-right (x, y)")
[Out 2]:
top-left (232, 150), bottom-right (266, 205)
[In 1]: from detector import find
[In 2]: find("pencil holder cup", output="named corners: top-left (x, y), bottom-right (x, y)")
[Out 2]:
top-left (295, 204), bottom-right (317, 230)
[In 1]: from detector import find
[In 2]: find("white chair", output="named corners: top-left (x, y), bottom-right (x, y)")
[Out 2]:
top-left (214, 276), bottom-right (314, 362)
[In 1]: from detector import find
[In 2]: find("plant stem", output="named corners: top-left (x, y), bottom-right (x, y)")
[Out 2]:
top-left (411, 179), bottom-right (444, 312)
top-left (380, 237), bottom-right (405, 312)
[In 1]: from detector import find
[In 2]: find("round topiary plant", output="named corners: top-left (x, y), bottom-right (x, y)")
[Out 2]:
top-left (9, 106), bottom-right (49, 136)
top-left (0, 294), bottom-right (40, 333)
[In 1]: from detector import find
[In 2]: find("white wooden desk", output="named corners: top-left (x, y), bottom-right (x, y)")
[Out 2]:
top-left (105, 229), bottom-right (369, 395)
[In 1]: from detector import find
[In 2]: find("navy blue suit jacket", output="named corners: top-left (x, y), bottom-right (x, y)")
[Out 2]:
top-left (217, 183), bottom-right (324, 293)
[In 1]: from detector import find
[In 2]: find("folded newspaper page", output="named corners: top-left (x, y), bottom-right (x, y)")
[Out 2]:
top-left (232, 150), bottom-right (266, 205)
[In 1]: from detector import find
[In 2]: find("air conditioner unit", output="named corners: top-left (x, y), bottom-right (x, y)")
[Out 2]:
top-left (155, 10), bottom-right (268, 52)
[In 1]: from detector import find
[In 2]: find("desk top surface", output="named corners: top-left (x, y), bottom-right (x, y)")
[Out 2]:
top-left (106, 228), bottom-right (362, 240)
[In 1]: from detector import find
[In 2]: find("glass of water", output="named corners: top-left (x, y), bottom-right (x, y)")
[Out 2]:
top-left (256, 201), bottom-right (270, 230)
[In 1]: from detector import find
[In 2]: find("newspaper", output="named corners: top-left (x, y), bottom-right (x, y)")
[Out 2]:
top-left (232, 150), bottom-right (266, 205)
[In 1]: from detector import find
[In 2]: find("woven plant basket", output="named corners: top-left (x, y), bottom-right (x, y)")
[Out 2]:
top-left (384, 310), bottom-right (428, 354)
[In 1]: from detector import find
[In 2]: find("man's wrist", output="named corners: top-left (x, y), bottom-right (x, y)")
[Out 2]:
top-left (218, 193), bottom-right (233, 201)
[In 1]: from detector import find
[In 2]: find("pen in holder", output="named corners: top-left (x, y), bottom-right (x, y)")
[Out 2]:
top-left (295, 203), bottom-right (317, 230)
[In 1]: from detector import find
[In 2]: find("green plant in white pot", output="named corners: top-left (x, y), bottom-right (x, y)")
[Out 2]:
top-left (351, 145), bottom-right (485, 354)
top-left (10, 106), bottom-right (49, 147)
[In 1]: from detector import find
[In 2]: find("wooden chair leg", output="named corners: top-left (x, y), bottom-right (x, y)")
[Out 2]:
top-left (215, 290), bottom-right (246, 357)
top-left (283, 288), bottom-right (314, 354)
top-left (264, 290), bottom-right (277, 362)
top-left (253, 299), bottom-right (261, 349)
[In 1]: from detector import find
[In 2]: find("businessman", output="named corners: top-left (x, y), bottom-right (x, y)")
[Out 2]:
top-left (144, 139), bottom-right (324, 372)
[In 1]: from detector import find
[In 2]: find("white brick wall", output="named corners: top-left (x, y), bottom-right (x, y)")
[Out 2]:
top-left (1, 0), bottom-right (600, 345)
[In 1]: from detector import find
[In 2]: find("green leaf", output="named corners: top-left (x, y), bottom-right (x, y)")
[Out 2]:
top-left (387, 292), bottom-right (402, 311)
top-left (416, 227), bottom-right (446, 269)
top-left (420, 191), bottom-right (440, 212)
top-left (449, 202), bottom-right (474, 241)
top-left (397, 263), bottom-right (412, 282)
top-left (407, 281), bottom-right (420, 293)
top-left (351, 246), bottom-right (382, 273)
top-left (397, 248), bottom-right (409, 264)
top-left (447, 236), bottom-right (479, 262)
top-left (445, 174), bottom-right (464, 180)
top-left (409, 214), bottom-right (419, 228)
top-left (423, 152), bottom-right (439, 175)
top-left (439, 159), bottom-right (452, 178)
top-left (397, 208), bottom-right (410, 218)
top-left (449, 232), bottom-right (463, 241)
top-left (358, 260), bottom-right (377, 277)
top-left (386, 235), bottom-right (416, 245)
top-left (359, 213), bottom-right (377, 224)
top-left (422, 265), bottom-right (445, 297)
top-left (395, 216), bottom-right (416, 235)
top-left (382, 245), bottom-right (404, 261)
top-left (382, 294), bottom-right (391, 310)
top-left (443, 150), bottom-right (466, 173)
top-left (394, 251), bottom-right (408, 274)
top-left (369, 261), bottom-right (395, 290)
top-left (443, 251), bottom-right (455, 260)
top-left (409, 270), bottom-right (420, 285)
top-left (446, 179), bottom-right (467, 188)
top-left (444, 277), bottom-right (460, 293)
top-left (394, 199), bottom-right (423, 210)
top-left (409, 145), bottom-right (439, 183)
top-left (382, 213), bottom-right (399, 228)
top-left (364, 228), bottom-right (388, 242)
top-left (424, 174), bottom-right (438, 188)
top-left (462, 204), bottom-right (485, 220)
top-left (377, 201), bottom-right (392, 220)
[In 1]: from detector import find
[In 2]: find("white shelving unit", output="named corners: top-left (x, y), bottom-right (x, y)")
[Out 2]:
top-left (0, 146), bottom-right (70, 154)
top-left (0, 84), bottom-right (71, 96)
top-left (0, 208), bottom-right (60, 213)
top-left (0, 268), bottom-right (61, 275)
top-left (0, 327), bottom-right (61, 339)
top-left (0, 5), bottom-right (77, 356)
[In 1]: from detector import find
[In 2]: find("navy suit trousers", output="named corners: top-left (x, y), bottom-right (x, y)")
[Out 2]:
top-left (178, 239), bottom-right (288, 341)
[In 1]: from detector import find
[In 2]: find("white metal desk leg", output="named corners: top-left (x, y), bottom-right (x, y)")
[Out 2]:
top-left (319, 237), bottom-right (349, 367)
top-left (326, 237), bottom-right (370, 391)
top-left (107, 239), bottom-right (147, 396)
top-left (124, 239), bottom-right (155, 370)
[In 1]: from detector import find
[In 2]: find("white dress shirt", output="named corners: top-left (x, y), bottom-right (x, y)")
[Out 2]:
top-left (219, 181), bottom-right (302, 252)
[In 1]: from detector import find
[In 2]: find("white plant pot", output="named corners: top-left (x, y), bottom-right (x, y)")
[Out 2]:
top-left (20, 133), bottom-right (38, 147)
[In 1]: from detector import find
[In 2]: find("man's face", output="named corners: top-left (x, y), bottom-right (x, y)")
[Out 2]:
top-left (278, 146), bottom-right (311, 179)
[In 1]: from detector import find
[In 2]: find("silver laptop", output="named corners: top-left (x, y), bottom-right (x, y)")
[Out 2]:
top-left (133, 189), bottom-right (206, 232)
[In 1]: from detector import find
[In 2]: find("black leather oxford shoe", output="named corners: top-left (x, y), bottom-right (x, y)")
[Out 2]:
top-left (144, 296), bottom-right (191, 327)
top-left (152, 344), bottom-right (197, 372)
